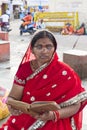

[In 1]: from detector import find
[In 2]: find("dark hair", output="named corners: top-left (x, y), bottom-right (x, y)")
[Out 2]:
top-left (28, 12), bottom-right (31, 15)
top-left (31, 29), bottom-right (57, 50)
top-left (4, 11), bottom-right (6, 14)
top-left (81, 23), bottom-right (85, 27)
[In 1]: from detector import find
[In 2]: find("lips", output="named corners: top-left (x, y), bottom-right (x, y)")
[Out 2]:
top-left (40, 55), bottom-right (49, 59)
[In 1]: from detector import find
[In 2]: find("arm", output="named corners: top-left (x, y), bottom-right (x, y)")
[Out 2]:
top-left (7, 83), bottom-right (24, 115)
top-left (7, 84), bottom-right (40, 116)
top-left (34, 103), bottom-right (81, 121)
top-left (8, 83), bottom-right (24, 100)
top-left (58, 103), bottom-right (81, 119)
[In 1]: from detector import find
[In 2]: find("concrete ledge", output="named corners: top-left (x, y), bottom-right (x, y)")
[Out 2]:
top-left (63, 50), bottom-right (87, 79)
top-left (0, 31), bottom-right (9, 41)
top-left (0, 41), bottom-right (10, 62)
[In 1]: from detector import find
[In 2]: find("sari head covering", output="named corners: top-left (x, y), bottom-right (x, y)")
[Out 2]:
top-left (21, 29), bottom-right (57, 64)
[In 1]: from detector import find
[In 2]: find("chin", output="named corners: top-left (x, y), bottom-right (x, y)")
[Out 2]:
top-left (41, 60), bottom-right (49, 64)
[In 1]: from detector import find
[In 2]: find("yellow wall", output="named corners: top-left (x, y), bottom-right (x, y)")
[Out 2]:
top-left (0, 6), bottom-right (1, 16)
top-left (34, 12), bottom-right (79, 31)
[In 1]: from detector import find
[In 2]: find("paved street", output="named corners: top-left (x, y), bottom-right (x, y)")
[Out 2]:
top-left (0, 19), bottom-right (87, 129)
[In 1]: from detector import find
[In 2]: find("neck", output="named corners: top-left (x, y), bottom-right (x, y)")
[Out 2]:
top-left (30, 60), bottom-right (39, 71)
top-left (30, 60), bottom-right (48, 71)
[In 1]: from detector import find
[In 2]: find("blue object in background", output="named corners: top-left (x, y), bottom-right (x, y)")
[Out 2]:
top-left (19, 13), bottom-right (25, 19)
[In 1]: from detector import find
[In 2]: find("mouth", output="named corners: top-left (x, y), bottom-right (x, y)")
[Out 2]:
top-left (40, 56), bottom-right (49, 59)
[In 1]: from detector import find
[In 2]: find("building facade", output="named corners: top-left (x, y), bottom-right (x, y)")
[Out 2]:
top-left (0, 0), bottom-right (24, 17)
top-left (0, 0), bottom-right (9, 15)
top-left (48, 0), bottom-right (87, 24)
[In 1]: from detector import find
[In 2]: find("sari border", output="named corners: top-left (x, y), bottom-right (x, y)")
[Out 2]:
top-left (26, 63), bottom-right (48, 81)
top-left (26, 52), bottom-right (56, 81)
top-left (60, 91), bottom-right (87, 108)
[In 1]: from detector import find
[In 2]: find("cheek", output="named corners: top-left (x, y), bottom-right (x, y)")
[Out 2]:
top-left (32, 50), bottom-right (39, 57)
top-left (49, 49), bottom-right (55, 56)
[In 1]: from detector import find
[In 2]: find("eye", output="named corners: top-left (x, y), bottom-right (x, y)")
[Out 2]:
top-left (34, 45), bottom-right (42, 49)
top-left (46, 45), bottom-right (54, 50)
top-left (34, 44), bottom-right (54, 50)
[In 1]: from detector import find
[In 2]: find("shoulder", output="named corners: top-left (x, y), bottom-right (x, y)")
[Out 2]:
top-left (15, 62), bottom-right (30, 77)
top-left (14, 62), bottom-right (32, 85)
top-left (21, 61), bottom-right (29, 66)
top-left (18, 62), bottom-right (30, 71)
top-left (57, 60), bottom-right (79, 79)
top-left (57, 60), bottom-right (72, 70)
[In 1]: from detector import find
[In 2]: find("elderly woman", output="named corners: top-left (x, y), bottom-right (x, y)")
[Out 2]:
top-left (0, 29), bottom-right (87, 130)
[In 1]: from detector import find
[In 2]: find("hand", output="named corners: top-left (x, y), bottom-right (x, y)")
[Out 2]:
top-left (34, 111), bottom-right (55, 122)
top-left (7, 104), bottom-right (23, 115)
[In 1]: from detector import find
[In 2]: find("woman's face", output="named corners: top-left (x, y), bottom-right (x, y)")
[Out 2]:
top-left (32, 37), bottom-right (55, 66)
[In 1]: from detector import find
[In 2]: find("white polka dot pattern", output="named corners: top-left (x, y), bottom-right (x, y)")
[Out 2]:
top-left (43, 74), bottom-right (48, 79)
top-left (4, 126), bottom-right (8, 130)
top-left (12, 118), bottom-right (16, 123)
top-left (30, 96), bottom-right (35, 101)
top-left (62, 70), bottom-right (67, 75)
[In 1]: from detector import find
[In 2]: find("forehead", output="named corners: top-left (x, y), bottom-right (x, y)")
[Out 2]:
top-left (35, 37), bottom-right (53, 45)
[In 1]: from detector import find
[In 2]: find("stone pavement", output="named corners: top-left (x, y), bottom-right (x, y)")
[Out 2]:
top-left (0, 19), bottom-right (87, 129)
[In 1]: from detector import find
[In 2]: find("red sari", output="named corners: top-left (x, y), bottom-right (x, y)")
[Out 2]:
top-left (0, 47), bottom-right (87, 130)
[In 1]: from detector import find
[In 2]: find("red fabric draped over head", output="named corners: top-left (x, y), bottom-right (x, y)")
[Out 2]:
top-left (21, 44), bottom-right (35, 64)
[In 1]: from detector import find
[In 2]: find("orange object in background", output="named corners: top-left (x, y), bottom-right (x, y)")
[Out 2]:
top-left (61, 23), bottom-right (74, 35)
top-left (74, 23), bottom-right (85, 35)
top-left (23, 15), bottom-right (32, 22)
top-left (22, 12), bottom-right (33, 26)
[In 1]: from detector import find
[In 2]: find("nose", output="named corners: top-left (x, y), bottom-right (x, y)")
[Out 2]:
top-left (41, 47), bottom-right (48, 52)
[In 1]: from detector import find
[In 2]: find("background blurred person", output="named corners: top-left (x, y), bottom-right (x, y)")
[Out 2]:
top-left (61, 23), bottom-right (74, 35)
top-left (21, 12), bottom-right (33, 29)
top-left (74, 23), bottom-right (86, 35)
top-left (36, 19), bottom-right (46, 29)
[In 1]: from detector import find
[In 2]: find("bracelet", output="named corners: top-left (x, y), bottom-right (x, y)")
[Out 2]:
top-left (53, 111), bottom-right (60, 122)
